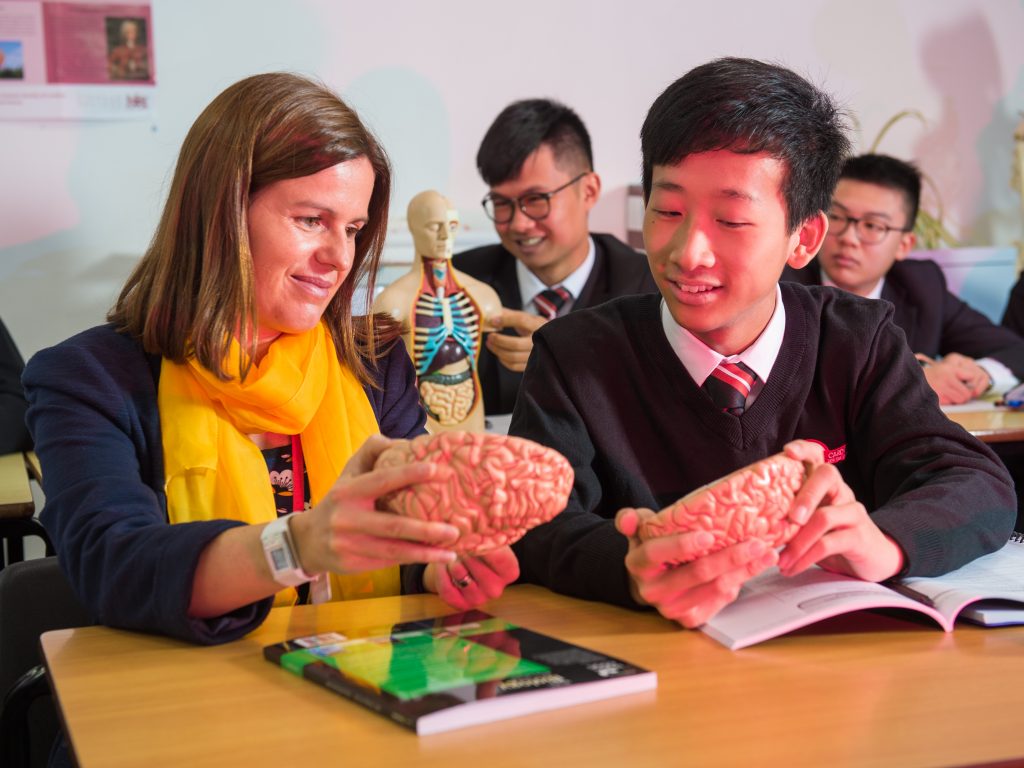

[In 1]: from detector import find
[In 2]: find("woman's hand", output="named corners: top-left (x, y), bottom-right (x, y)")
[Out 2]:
top-left (190, 434), bottom-right (459, 618)
top-left (289, 434), bottom-right (460, 575)
top-left (423, 547), bottom-right (520, 610)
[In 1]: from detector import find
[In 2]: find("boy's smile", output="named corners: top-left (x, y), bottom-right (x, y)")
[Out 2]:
top-left (643, 150), bottom-right (825, 355)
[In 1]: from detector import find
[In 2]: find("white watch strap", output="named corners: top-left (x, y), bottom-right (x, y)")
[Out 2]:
top-left (261, 513), bottom-right (314, 587)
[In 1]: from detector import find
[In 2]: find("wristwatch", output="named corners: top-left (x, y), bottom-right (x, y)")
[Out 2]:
top-left (260, 513), bottom-right (314, 587)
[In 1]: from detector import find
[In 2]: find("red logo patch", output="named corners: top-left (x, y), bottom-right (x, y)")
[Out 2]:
top-left (806, 440), bottom-right (846, 464)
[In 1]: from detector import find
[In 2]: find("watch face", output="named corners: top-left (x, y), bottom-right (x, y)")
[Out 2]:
top-left (271, 548), bottom-right (290, 570)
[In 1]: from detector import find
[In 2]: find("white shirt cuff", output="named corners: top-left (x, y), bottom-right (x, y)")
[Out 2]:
top-left (977, 358), bottom-right (1018, 394)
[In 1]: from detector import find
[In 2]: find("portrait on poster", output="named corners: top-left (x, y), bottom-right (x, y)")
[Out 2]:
top-left (105, 17), bottom-right (149, 82)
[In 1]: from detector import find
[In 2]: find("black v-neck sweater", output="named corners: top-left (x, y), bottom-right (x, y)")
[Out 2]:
top-left (510, 283), bottom-right (1015, 608)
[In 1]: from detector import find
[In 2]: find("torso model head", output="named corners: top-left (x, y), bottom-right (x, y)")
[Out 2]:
top-left (408, 190), bottom-right (459, 263)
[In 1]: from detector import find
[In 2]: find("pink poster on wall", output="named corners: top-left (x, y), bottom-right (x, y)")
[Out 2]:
top-left (0, 0), bottom-right (154, 120)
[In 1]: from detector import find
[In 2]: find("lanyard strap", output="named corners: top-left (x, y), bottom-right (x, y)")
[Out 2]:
top-left (290, 434), bottom-right (313, 604)
top-left (291, 434), bottom-right (305, 514)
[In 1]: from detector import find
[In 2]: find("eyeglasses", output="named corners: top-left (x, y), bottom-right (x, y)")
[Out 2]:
top-left (827, 210), bottom-right (911, 245)
top-left (481, 172), bottom-right (588, 224)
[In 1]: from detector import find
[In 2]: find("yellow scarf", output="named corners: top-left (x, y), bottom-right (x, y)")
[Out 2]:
top-left (158, 322), bottom-right (400, 605)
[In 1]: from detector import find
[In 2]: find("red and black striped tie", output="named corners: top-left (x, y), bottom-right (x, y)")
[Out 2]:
top-left (703, 361), bottom-right (757, 415)
top-left (533, 286), bottom-right (572, 321)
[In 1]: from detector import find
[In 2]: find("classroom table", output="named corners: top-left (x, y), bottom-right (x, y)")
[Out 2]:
top-left (945, 404), bottom-right (1024, 443)
top-left (0, 451), bottom-right (33, 518)
top-left (41, 585), bottom-right (1024, 768)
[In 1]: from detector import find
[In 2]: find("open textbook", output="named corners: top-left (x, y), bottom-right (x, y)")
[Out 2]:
top-left (264, 609), bottom-right (655, 735)
top-left (702, 535), bottom-right (1024, 650)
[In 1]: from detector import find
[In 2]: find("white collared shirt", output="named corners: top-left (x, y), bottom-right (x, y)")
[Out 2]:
top-left (821, 270), bottom-right (885, 300)
top-left (660, 284), bottom-right (787, 408)
top-left (517, 237), bottom-right (596, 317)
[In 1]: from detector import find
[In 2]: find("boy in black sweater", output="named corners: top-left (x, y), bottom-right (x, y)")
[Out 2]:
top-left (507, 58), bottom-right (1015, 628)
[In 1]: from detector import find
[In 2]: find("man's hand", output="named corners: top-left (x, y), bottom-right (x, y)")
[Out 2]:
top-left (615, 507), bottom-right (778, 628)
top-left (921, 352), bottom-right (991, 404)
top-left (485, 309), bottom-right (547, 373)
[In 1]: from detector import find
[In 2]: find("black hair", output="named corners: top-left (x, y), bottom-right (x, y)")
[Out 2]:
top-left (838, 153), bottom-right (921, 228)
top-left (476, 98), bottom-right (593, 186)
top-left (640, 57), bottom-right (851, 232)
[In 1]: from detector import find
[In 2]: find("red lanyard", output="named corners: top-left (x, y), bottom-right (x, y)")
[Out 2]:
top-left (290, 434), bottom-right (305, 514)
top-left (290, 433), bottom-right (330, 603)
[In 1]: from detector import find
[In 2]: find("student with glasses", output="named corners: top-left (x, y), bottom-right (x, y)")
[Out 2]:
top-left (453, 99), bottom-right (656, 416)
top-left (783, 153), bottom-right (1024, 405)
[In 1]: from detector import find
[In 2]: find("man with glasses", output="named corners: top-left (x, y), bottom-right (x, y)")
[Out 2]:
top-left (453, 99), bottom-right (656, 416)
top-left (783, 153), bottom-right (1024, 405)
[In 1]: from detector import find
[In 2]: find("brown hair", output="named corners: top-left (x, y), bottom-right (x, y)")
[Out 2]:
top-left (109, 71), bottom-right (399, 384)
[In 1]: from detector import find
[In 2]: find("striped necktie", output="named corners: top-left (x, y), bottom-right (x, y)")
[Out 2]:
top-left (703, 360), bottom-right (757, 415)
top-left (533, 286), bottom-right (572, 321)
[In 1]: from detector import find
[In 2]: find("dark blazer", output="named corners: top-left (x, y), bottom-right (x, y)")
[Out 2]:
top-left (782, 259), bottom-right (1024, 378)
top-left (0, 317), bottom-right (30, 454)
top-left (453, 233), bottom-right (658, 414)
top-left (23, 324), bottom-right (426, 644)
top-left (1001, 274), bottom-right (1024, 337)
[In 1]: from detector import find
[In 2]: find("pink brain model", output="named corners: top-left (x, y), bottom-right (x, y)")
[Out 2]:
top-left (375, 431), bottom-right (574, 554)
top-left (638, 453), bottom-right (810, 561)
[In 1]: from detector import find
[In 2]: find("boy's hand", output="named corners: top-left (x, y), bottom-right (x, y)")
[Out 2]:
top-left (485, 309), bottom-right (546, 372)
top-left (921, 353), bottom-right (991, 404)
top-left (616, 507), bottom-right (778, 628)
top-left (777, 441), bottom-right (905, 582)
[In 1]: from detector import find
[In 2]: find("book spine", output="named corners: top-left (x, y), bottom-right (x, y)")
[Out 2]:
top-left (306, 664), bottom-right (418, 733)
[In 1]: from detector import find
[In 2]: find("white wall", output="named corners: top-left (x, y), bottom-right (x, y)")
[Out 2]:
top-left (2, 0), bottom-right (1023, 358)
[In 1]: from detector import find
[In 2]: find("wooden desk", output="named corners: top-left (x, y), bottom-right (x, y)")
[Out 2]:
top-left (946, 406), bottom-right (1024, 443)
top-left (0, 451), bottom-right (33, 518)
top-left (42, 586), bottom-right (1024, 768)
top-left (24, 450), bottom-right (42, 483)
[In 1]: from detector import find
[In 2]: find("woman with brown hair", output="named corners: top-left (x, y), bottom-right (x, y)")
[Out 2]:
top-left (23, 72), bottom-right (518, 644)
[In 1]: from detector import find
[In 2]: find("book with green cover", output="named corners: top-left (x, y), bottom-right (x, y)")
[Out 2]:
top-left (263, 609), bottom-right (656, 735)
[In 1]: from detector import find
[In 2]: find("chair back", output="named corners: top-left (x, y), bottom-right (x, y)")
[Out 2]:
top-left (0, 557), bottom-right (92, 767)
top-left (0, 452), bottom-right (53, 571)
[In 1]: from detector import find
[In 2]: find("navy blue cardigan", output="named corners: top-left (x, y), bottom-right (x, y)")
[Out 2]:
top-left (23, 324), bottom-right (426, 644)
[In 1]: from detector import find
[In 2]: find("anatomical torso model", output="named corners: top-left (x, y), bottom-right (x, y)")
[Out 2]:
top-left (373, 191), bottom-right (501, 433)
